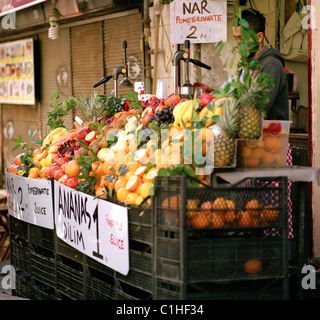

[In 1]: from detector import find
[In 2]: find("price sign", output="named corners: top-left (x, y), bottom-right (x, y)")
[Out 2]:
top-left (5, 171), bottom-right (54, 229)
top-left (54, 181), bottom-right (129, 276)
top-left (170, 0), bottom-right (227, 44)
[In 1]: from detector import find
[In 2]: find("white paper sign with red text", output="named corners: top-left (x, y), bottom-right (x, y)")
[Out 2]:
top-left (54, 181), bottom-right (129, 275)
top-left (170, 0), bottom-right (227, 44)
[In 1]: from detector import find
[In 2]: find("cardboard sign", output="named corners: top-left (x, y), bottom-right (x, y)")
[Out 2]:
top-left (170, 0), bottom-right (227, 44)
top-left (54, 181), bottom-right (129, 276)
top-left (5, 171), bottom-right (54, 229)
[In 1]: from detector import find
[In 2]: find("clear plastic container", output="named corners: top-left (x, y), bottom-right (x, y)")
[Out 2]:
top-left (237, 120), bottom-right (291, 168)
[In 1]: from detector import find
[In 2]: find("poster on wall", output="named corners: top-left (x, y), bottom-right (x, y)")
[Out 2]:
top-left (5, 171), bottom-right (54, 229)
top-left (170, 0), bottom-right (227, 44)
top-left (0, 38), bottom-right (35, 105)
top-left (54, 181), bottom-right (129, 276)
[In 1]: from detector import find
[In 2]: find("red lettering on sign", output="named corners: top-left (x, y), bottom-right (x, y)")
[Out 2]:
top-left (110, 233), bottom-right (124, 250)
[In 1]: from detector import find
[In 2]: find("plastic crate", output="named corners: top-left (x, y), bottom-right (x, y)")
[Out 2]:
top-left (32, 279), bottom-right (59, 300)
top-left (115, 280), bottom-right (152, 300)
top-left (55, 237), bottom-right (84, 263)
top-left (29, 224), bottom-right (55, 252)
top-left (152, 175), bottom-right (289, 299)
top-left (10, 235), bottom-right (30, 273)
top-left (128, 205), bottom-right (153, 244)
top-left (85, 266), bottom-right (116, 300)
top-left (155, 278), bottom-right (287, 300)
top-left (14, 270), bottom-right (33, 299)
top-left (9, 216), bottom-right (28, 239)
top-left (30, 244), bottom-right (56, 288)
top-left (56, 254), bottom-right (84, 300)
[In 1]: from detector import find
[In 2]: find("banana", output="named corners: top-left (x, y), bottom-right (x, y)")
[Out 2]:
top-left (181, 103), bottom-right (194, 125)
top-left (42, 127), bottom-right (66, 146)
top-left (174, 100), bottom-right (192, 126)
top-left (199, 106), bottom-right (209, 120)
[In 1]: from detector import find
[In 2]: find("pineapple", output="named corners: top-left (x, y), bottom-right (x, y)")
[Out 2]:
top-left (237, 75), bottom-right (267, 139)
top-left (76, 92), bottom-right (105, 122)
top-left (207, 97), bottom-right (240, 167)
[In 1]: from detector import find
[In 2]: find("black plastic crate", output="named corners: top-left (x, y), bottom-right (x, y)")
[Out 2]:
top-left (115, 280), bottom-right (152, 300)
top-left (14, 269), bottom-right (33, 299)
top-left (29, 224), bottom-right (55, 252)
top-left (30, 244), bottom-right (56, 288)
top-left (152, 176), bottom-right (289, 299)
top-left (32, 279), bottom-right (59, 300)
top-left (128, 205), bottom-right (153, 244)
top-left (85, 266), bottom-right (116, 300)
top-left (56, 254), bottom-right (84, 300)
top-left (10, 235), bottom-right (30, 273)
top-left (55, 237), bottom-right (84, 263)
top-left (9, 216), bottom-right (28, 239)
top-left (155, 278), bottom-right (287, 300)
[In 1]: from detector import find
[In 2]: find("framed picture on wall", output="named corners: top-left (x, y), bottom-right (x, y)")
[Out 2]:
top-left (0, 38), bottom-right (35, 105)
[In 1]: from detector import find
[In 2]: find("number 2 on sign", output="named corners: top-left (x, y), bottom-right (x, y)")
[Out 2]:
top-left (187, 26), bottom-right (197, 39)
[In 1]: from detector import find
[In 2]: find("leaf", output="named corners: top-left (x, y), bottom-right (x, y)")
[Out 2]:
top-left (239, 18), bottom-right (249, 28)
top-left (158, 168), bottom-right (169, 176)
top-left (238, 42), bottom-right (249, 58)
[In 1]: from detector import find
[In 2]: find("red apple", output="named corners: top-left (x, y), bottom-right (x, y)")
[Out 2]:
top-left (58, 174), bottom-right (68, 185)
top-left (164, 93), bottom-right (181, 106)
top-left (46, 163), bottom-right (61, 178)
top-left (52, 154), bottom-right (60, 164)
top-left (57, 157), bottom-right (69, 167)
top-left (66, 177), bottom-right (79, 188)
top-left (54, 169), bottom-right (65, 181)
top-left (200, 93), bottom-right (214, 107)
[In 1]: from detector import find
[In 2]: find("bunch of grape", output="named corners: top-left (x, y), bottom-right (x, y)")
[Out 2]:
top-left (154, 105), bottom-right (174, 126)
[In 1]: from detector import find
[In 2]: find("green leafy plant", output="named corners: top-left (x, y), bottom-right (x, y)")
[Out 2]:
top-left (101, 93), bottom-right (123, 118)
top-left (104, 164), bottom-right (129, 201)
top-left (12, 130), bottom-right (42, 176)
top-left (125, 91), bottom-right (143, 110)
top-left (213, 8), bottom-right (274, 114)
top-left (47, 90), bottom-right (76, 130)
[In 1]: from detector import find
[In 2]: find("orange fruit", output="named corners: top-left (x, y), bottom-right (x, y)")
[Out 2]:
top-left (263, 136), bottom-right (283, 153)
top-left (200, 201), bottom-right (212, 215)
top-left (95, 186), bottom-right (108, 199)
top-left (126, 192), bottom-right (139, 205)
top-left (125, 171), bottom-right (136, 180)
top-left (126, 175), bottom-right (142, 192)
top-left (273, 152), bottom-right (283, 166)
top-left (85, 131), bottom-right (96, 143)
top-left (140, 181), bottom-right (153, 199)
top-left (245, 199), bottom-right (263, 217)
top-left (249, 147), bottom-right (265, 160)
top-left (102, 162), bottom-right (115, 175)
top-left (244, 158), bottom-right (260, 167)
top-left (145, 168), bottom-right (159, 182)
top-left (261, 151), bottom-right (274, 165)
top-left (32, 148), bottom-right (43, 159)
top-left (91, 161), bottom-right (104, 178)
top-left (28, 167), bottom-right (40, 179)
top-left (223, 200), bottom-right (236, 224)
top-left (135, 195), bottom-right (145, 206)
top-left (237, 210), bottom-right (254, 228)
top-left (162, 195), bottom-right (180, 214)
top-left (14, 153), bottom-right (23, 166)
top-left (39, 167), bottom-right (47, 179)
top-left (65, 160), bottom-right (80, 177)
top-left (127, 162), bottom-right (141, 172)
top-left (211, 212), bottom-right (225, 228)
top-left (191, 213), bottom-right (210, 229)
top-left (261, 205), bottom-right (280, 224)
top-left (135, 165), bottom-right (148, 177)
top-left (239, 145), bottom-right (252, 159)
top-left (212, 197), bottom-right (227, 214)
top-left (117, 188), bottom-right (130, 202)
top-left (244, 259), bottom-right (262, 275)
top-left (245, 140), bottom-right (259, 148)
top-left (114, 176), bottom-right (128, 193)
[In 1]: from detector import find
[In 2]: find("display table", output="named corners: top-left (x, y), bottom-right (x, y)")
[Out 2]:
top-left (212, 165), bottom-right (320, 299)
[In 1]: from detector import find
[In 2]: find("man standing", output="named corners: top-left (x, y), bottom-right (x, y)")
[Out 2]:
top-left (233, 9), bottom-right (289, 121)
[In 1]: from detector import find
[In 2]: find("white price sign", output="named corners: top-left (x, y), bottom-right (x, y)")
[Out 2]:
top-left (5, 171), bottom-right (54, 229)
top-left (170, 0), bottom-right (227, 44)
top-left (54, 181), bottom-right (129, 276)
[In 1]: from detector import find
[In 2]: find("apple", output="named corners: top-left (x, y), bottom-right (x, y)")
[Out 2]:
top-left (164, 93), bottom-right (181, 106)
top-left (58, 174), bottom-right (69, 185)
top-left (66, 176), bottom-right (79, 188)
top-left (54, 169), bottom-right (65, 181)
top-left (200, 201), bottom-right (212, 215)
top-left (57, 157), bottom-right (69, 167)
top-left (46, 163), bottom-right (61, 178)
top-left (52, 154), bottom-right (61, 164)
top-left (200, 93), bottom-right (214, 108)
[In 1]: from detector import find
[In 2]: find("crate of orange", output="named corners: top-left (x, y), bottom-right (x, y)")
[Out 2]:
top-left (237, 120), bottom-right (291, 168)
top-left (152, 175), bottom-right (289, 299)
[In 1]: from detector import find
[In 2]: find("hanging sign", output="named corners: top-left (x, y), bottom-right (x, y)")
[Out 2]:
top-left (0, 0), bottom-right (47, 17)
top-left (0, 38), bottom-right (35, 105)
top-left (5, 171), bottom-right (54, 229)
top-left (54, 181), bottom-right (129, 276)
top-left (170, 0), bottom-right (227, 44)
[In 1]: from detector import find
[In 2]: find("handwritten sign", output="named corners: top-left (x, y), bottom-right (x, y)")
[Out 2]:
top-left (5, 171), bottom-right (54, 229)
top-left (170, 0), bottom-right (227, 44)
top-left (54, 181), bottom-right (129, 276)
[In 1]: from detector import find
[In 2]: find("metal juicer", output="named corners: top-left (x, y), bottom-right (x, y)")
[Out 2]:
top-left (172, 40), bottom-right (212, 98)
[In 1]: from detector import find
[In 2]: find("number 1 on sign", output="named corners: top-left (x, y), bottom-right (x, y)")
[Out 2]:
top-left (92, 204), bottom-right (103, 260)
